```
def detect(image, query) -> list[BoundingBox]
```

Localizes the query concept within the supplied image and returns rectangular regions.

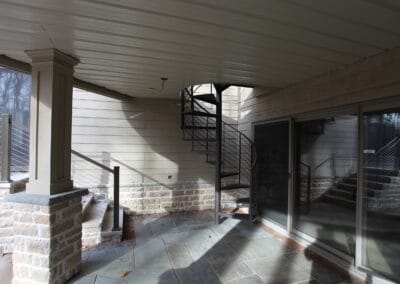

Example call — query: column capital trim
[25,48,79,66]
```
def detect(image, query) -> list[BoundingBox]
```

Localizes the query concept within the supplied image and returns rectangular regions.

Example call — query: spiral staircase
[180,84,257,224]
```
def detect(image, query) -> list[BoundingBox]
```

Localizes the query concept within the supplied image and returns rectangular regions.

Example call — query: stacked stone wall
[90,183,248,215]
[0,186,13,254]
[11,197,82,284]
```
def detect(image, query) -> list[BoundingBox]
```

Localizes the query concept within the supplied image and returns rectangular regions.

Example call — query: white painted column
[25,49,79,195]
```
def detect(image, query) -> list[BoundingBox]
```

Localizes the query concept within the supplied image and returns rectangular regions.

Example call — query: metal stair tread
[364,167,399,176]
[365,174,400,183]
[183,111,216,117]
[195,149,215,154]
[221,171,239,178]
[182,125,216,130]
[338,180,398,190]
[221,183,250,190]
[221,197,249,204]
[323,194,355,204]
[193,138,217,142]
[336,182,357,189]
[329,188,354,196]
[193,93,217,104]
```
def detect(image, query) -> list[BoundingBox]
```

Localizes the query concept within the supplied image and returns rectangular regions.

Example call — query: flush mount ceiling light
[149,77,168,93]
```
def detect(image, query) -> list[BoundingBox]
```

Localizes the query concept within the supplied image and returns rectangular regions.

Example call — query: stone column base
[6,188,87,284]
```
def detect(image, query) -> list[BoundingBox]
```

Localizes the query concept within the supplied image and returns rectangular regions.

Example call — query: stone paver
[68,211,357,284]
[0,254,12,284]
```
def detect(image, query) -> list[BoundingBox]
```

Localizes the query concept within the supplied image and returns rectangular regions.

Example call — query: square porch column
[6,49,88,284]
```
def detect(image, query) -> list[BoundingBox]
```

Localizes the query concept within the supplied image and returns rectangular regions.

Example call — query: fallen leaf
[120,271,129,278]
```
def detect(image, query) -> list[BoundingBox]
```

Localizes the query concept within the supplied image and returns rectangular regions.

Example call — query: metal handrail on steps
[71,149,121,231]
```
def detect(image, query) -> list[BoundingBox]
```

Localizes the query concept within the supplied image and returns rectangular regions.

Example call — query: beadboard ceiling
[0,0,399,98]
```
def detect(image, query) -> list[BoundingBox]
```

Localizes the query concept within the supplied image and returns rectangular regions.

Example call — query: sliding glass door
[362,108,400,282]
[254,121,289,228]
[253,101,400,283]
[294,114,357,256]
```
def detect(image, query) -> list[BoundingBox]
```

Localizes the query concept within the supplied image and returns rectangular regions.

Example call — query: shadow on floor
[68,210,362,284]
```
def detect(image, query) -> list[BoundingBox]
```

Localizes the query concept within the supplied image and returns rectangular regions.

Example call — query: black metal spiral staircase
[180,84,257,224]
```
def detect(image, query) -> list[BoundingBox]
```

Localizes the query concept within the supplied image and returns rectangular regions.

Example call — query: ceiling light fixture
[149,77,168,93]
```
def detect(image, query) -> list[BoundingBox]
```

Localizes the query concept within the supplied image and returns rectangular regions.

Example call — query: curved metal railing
[181,86,257,187]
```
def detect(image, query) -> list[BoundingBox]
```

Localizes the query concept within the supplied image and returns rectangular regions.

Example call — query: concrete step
[81,193,94,217]
[101,207,124,243]
[82,199,108,247]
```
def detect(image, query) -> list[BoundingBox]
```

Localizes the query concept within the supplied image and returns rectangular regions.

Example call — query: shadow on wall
[71,86,252,214]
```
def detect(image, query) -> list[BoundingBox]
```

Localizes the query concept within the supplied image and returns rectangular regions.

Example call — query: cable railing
[11,122,29,173]
[365,135,400,171]
[0,114,30,182]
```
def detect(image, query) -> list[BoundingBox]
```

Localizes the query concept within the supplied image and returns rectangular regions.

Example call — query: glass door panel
[294,115,357,255]
[363,109,400,282]
[254,121,289,228]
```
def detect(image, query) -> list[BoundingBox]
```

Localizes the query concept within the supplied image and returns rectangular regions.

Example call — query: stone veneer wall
[90,183,248,215]
[11,197,82,284]
[0,186,13,254]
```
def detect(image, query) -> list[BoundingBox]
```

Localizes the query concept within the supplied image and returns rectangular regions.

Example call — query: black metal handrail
[300,161,311,214]
[71,149,121,231]
[182,85,258,220]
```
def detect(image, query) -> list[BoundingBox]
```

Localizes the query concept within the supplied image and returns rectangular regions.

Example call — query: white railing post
[1,114,11,182]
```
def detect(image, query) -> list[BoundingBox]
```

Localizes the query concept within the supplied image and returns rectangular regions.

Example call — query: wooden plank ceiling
[0,0,399,98]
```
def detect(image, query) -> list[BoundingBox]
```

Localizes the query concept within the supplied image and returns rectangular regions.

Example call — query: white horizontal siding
[72,88,213,186]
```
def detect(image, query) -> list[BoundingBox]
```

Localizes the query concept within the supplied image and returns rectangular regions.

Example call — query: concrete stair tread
[101,207,123,232]
[82,193,94,217]
[101,207,124,242]
[82,200,108,228]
